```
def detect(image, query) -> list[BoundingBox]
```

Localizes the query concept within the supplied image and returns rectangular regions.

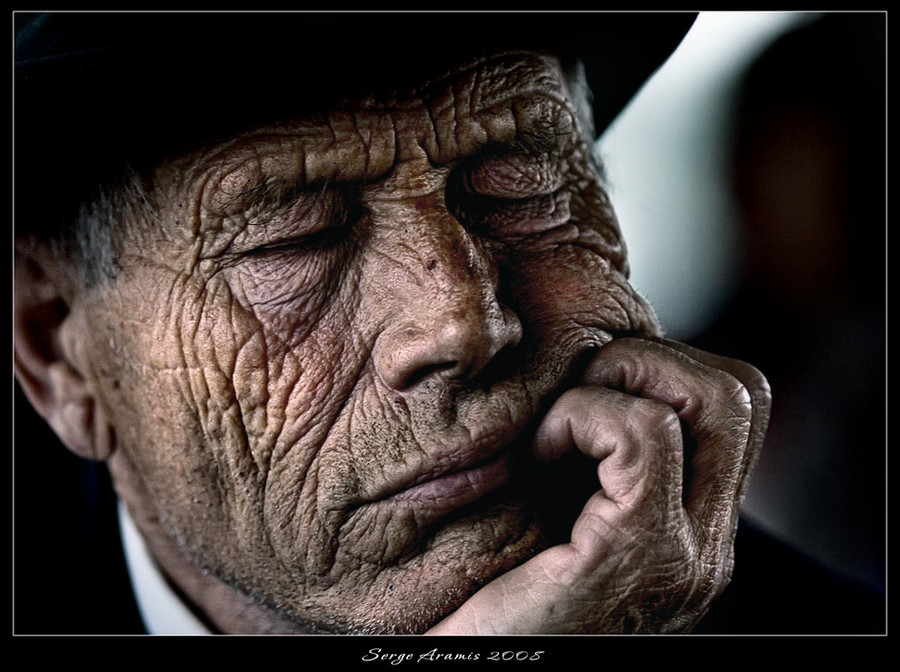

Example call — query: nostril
[498,303,524,350]
[403,360,465,390]
[376,324,479,391]
[374,335,454,391]
[374,306,521,393]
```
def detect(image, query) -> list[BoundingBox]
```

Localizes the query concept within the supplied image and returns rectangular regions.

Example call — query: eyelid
[199,139,309,219]
[463,153,564,199]
[466,189,572,236]
[225,187,345,256]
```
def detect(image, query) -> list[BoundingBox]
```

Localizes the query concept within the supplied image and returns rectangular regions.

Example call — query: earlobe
[14,244,115,461]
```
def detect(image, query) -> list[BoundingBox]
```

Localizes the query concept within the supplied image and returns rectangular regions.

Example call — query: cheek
[501,246,658,337]
[223,248,347,348]
[97,270,271,554]
[98,258,367,579]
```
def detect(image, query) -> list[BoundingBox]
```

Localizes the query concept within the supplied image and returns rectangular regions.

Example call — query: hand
[427,337,771,634]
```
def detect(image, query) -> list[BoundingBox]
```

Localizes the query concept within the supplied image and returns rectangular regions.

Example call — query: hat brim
[15,11,695,228]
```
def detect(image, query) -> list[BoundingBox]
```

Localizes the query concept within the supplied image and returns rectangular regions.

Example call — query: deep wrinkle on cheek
[96,49,669,631]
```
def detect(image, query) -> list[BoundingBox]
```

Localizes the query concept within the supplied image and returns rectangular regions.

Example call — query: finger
[653,338,771,503]
[581,338,755,534]
[532,386,684,531]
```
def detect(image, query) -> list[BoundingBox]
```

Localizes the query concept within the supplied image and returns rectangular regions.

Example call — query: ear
[14,241,115,461]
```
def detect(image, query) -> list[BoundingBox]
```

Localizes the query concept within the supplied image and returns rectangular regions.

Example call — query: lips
[390,450,514,510]
[358,343,608,520]
[369,422,525,519]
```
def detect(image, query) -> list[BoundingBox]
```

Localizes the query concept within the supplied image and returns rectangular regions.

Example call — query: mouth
[388,450,514,514]
[370,416,525,516]
[359,339,617,521]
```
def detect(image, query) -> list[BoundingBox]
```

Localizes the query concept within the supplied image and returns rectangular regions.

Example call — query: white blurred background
[597,11,885,591]
[599,12,819,340]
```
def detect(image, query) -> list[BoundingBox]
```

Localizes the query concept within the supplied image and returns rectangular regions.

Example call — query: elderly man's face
[76,51,659,632]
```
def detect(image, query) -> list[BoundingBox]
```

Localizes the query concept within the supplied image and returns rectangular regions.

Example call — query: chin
[294,494,549,634]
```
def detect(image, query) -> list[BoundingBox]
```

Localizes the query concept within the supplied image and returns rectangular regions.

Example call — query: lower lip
[391,453,513,510]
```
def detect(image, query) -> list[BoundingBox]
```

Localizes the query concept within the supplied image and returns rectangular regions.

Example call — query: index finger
[651,338,771,504]
[581,338,770,531]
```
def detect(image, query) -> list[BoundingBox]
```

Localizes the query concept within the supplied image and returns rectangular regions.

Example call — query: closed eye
[451,189,572,237]
[242,227,343,257]
[228,186,359,258]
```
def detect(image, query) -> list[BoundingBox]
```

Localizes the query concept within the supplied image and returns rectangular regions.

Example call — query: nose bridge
[369,190,521,391]
[376,155,492,291]
[381,190,497,321]
[414,199,493,307]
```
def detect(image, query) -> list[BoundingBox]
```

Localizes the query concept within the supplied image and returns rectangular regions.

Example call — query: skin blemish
[414,195,431,213]
[71,48,663,635]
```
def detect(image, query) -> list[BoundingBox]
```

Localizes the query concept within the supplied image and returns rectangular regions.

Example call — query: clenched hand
[428,338,771,634]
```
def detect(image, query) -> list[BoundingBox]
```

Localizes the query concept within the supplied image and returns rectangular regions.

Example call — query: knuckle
[713,359,772,421]
[730,359,772,401]
[695,371,753,436]
[707,369,749,411]
[635,400,681,443]
[722,377,753,425]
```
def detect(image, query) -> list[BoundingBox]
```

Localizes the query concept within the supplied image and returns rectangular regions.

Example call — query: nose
[372,210,523,392]
[376,298,523,391]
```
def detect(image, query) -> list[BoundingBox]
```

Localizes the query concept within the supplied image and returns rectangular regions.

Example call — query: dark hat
[15,11,695,231]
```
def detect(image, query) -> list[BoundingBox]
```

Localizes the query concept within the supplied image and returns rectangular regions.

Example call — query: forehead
[165,51,578,202]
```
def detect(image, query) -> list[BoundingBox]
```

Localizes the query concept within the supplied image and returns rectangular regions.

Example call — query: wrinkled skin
[19,51,770,633]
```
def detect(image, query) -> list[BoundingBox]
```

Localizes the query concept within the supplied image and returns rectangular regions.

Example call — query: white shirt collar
[118,500,212,635]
